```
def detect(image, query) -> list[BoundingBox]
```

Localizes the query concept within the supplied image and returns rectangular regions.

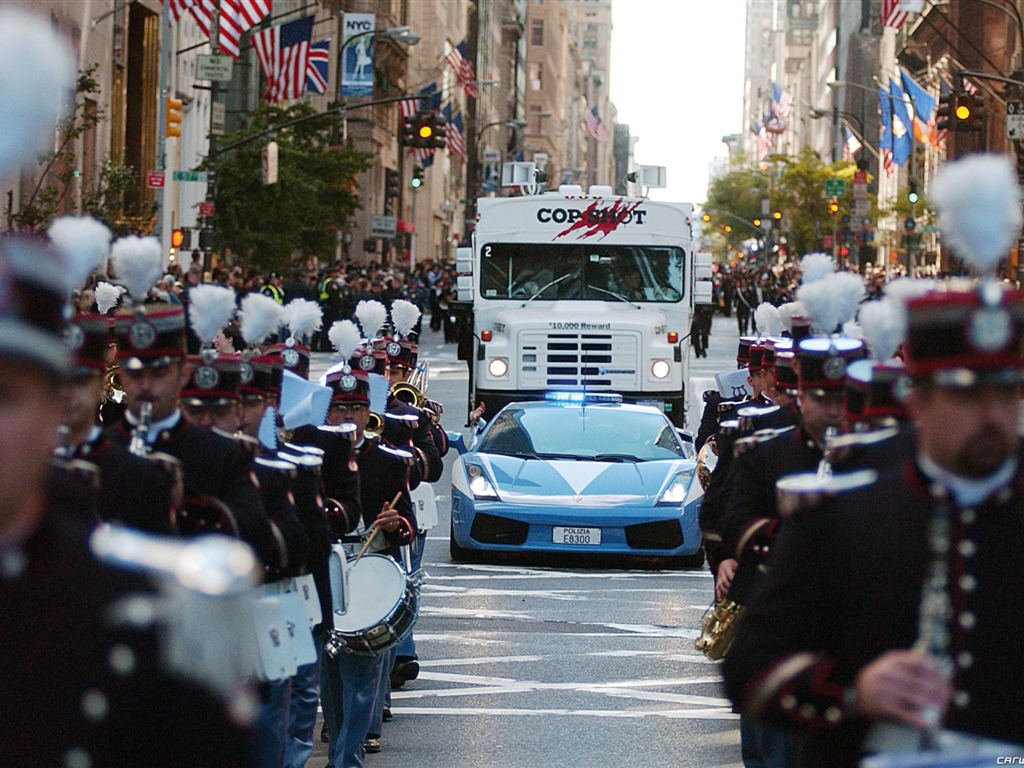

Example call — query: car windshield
[478,243,684,303]
[479,406,685,460]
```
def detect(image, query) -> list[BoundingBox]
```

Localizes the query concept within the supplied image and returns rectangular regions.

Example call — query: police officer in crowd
[0,234,256,767]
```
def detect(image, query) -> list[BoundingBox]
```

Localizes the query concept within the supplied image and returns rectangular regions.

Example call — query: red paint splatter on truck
[554,199,645,240]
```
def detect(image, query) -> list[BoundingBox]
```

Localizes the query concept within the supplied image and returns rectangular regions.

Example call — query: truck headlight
[488,357,509,377]
[651,359,671,379]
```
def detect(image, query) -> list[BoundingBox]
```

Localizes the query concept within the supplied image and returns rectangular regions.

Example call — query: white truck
[453,165,713,427]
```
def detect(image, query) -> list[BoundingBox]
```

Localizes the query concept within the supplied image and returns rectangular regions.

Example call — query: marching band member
[318,328,416,767]
[723,155,1024,766]
[0,230,255,766]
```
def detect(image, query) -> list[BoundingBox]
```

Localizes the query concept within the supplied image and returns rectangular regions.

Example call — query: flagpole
[203,3,220,279]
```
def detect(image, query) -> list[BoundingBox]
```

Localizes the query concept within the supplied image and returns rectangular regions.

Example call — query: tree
[212,104,371,272]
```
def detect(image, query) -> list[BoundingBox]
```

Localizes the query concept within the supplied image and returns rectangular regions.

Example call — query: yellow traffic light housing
[702,212,711,223]
[171,229,184,248]
[753,218,761,227]
[828,198,839,215]
[165,97,182,139]
[773,210,782,221]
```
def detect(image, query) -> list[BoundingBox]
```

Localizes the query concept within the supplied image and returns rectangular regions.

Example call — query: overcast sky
[610,0,747,204]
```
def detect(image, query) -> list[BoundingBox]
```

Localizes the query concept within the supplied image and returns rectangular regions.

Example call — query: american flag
[880,0,910,28]
[442,104,467,161]
[305,39,329,94]
[962,77,979,95]
[398,98,419,120]
[756,125,771,161]
[186,0,271,60]
[167,0,192,23]
[771,82,793,119]
[584,106,612,143]
[252,15,314,103]
[445,41,478,99]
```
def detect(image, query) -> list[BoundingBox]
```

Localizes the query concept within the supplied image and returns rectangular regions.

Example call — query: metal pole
[204,4,219,278]
[409,184,417,271]
[155,0,169,246]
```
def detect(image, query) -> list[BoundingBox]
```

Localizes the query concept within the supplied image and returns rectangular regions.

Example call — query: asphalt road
[305,314,744,768]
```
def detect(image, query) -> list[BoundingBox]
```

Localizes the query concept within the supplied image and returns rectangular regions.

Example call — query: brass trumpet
[366,411,384,438]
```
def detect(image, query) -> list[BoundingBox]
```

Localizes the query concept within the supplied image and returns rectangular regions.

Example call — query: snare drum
[329,553,418,656]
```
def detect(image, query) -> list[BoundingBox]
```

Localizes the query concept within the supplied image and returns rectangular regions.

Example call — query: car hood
[473,453,696,506]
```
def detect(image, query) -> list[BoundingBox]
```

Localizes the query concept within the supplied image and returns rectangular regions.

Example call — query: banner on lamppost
[481,149,501,193]
[341,13,375,99]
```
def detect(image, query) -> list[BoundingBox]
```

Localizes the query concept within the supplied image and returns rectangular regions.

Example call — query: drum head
[332,554,406,631]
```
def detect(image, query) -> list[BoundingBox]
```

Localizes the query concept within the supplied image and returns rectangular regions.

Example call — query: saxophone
[695,598,744,660]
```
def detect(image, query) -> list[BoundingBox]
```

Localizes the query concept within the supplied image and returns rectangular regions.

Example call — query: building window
[529,62,542,91]
[532,19,543,45]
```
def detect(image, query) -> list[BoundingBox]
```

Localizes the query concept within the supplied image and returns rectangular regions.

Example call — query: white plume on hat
[354,299,388,340]
[883,276,936,306]
[797,271,865,335]
[391,299,421,339]
[239,292,284,347]
[94,281,123,315]
[0,9,75,173]
[754,302,783,338]
[110,235,163,301]
[931,154,1023,274]
[282,298,323,341]
[857,299,904,361]
[328,319,362,362]
[800,253,836,285]
[188,284,237,347]
[47,216,112,293]
[778,301,806,332]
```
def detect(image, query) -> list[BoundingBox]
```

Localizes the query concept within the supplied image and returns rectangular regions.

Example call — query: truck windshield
[478,244,685,303]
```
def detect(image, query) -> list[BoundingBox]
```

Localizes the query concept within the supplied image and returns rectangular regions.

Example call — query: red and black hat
[264,338,311,380]
[0,234,70,378]
[323,367,370,405]
[845,359,909,424]
[180,352,242,402]
[384,338,418,370]
[359,343,388,376]
[240,354,283,401]
[736,336,757,368]
[112,304,187,371]
[748,344,768,373]
[67,312,110,374]
[789,316,813,345]
[797,337,865,394]
[774,351,799,396]
[904,285,1024,386]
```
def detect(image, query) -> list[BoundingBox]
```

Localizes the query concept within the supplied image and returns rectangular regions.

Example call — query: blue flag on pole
[889,79,913,166]
[900,67,938,146]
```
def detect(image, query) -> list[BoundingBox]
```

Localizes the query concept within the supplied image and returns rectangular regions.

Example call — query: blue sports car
[448,393,705,567]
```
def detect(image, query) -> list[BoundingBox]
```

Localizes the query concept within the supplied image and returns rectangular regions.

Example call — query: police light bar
[545,391,624,404]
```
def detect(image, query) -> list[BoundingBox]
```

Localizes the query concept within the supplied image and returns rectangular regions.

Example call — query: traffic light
[170,228,190,249]
[956,94,985,132]
[702,212,711,223]
[828,197,839,216]
[907,179,919,205]
[400,114,417,147]
[753,218,761,227]
[411,166,424,189]
[165,97,182,139]
[773,210,782,221]
[428,113,447,149]
[384,168,400,199]
[937,91,955,132]
[415,115,435,149]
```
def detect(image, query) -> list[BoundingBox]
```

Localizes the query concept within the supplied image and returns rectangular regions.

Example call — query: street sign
[196,54,233,82]
[853,199,871,218]
[1008,101,1022,115]
[824,179,846,197]
[853,182,868,199]
[370,215,397,238]
[853,170,868,184]
[211,102,225,136]
[199,201,215,217]
[822,234,834,249]
[146,171,165,189]
[173,170,208,182]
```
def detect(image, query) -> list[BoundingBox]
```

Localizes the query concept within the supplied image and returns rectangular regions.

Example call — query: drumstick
[353,491,405,563]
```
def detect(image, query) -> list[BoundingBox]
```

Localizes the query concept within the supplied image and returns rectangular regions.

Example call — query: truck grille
[518,331,641,389]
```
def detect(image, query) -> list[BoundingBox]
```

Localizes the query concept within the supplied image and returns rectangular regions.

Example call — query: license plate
[552,526,601,546]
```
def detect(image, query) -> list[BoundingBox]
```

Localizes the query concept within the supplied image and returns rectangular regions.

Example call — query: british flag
[445,40,478,100]
[305,39,329,94]
[183,0,271,60]
[252,15,313,103]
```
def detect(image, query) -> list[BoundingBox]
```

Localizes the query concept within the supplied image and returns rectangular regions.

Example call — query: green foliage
[81,156,157,237]
[212,103,371,272]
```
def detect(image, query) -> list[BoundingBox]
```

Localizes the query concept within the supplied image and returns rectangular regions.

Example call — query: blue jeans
[741,715,801,768]
[284,626,325,768]
[321,649,378,768]
[368,647,395,737]
[255,678,292,768]
[394,530,425,659]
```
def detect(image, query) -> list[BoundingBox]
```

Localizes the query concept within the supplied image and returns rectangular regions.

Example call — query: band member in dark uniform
[318,355,415,766]
[55,312,176,533]
[0,233,255,767]
[723,156,1024,766]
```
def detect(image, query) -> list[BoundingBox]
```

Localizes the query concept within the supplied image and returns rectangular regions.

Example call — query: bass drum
[330,553,418,656]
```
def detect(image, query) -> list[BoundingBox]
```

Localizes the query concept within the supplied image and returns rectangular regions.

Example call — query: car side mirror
[447,431,468,455]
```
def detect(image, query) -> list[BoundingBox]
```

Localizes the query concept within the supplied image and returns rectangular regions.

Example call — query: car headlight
[466,463,498,500]
[651,359,671,379]
[488,357,509,377]
[657,470,694,505]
